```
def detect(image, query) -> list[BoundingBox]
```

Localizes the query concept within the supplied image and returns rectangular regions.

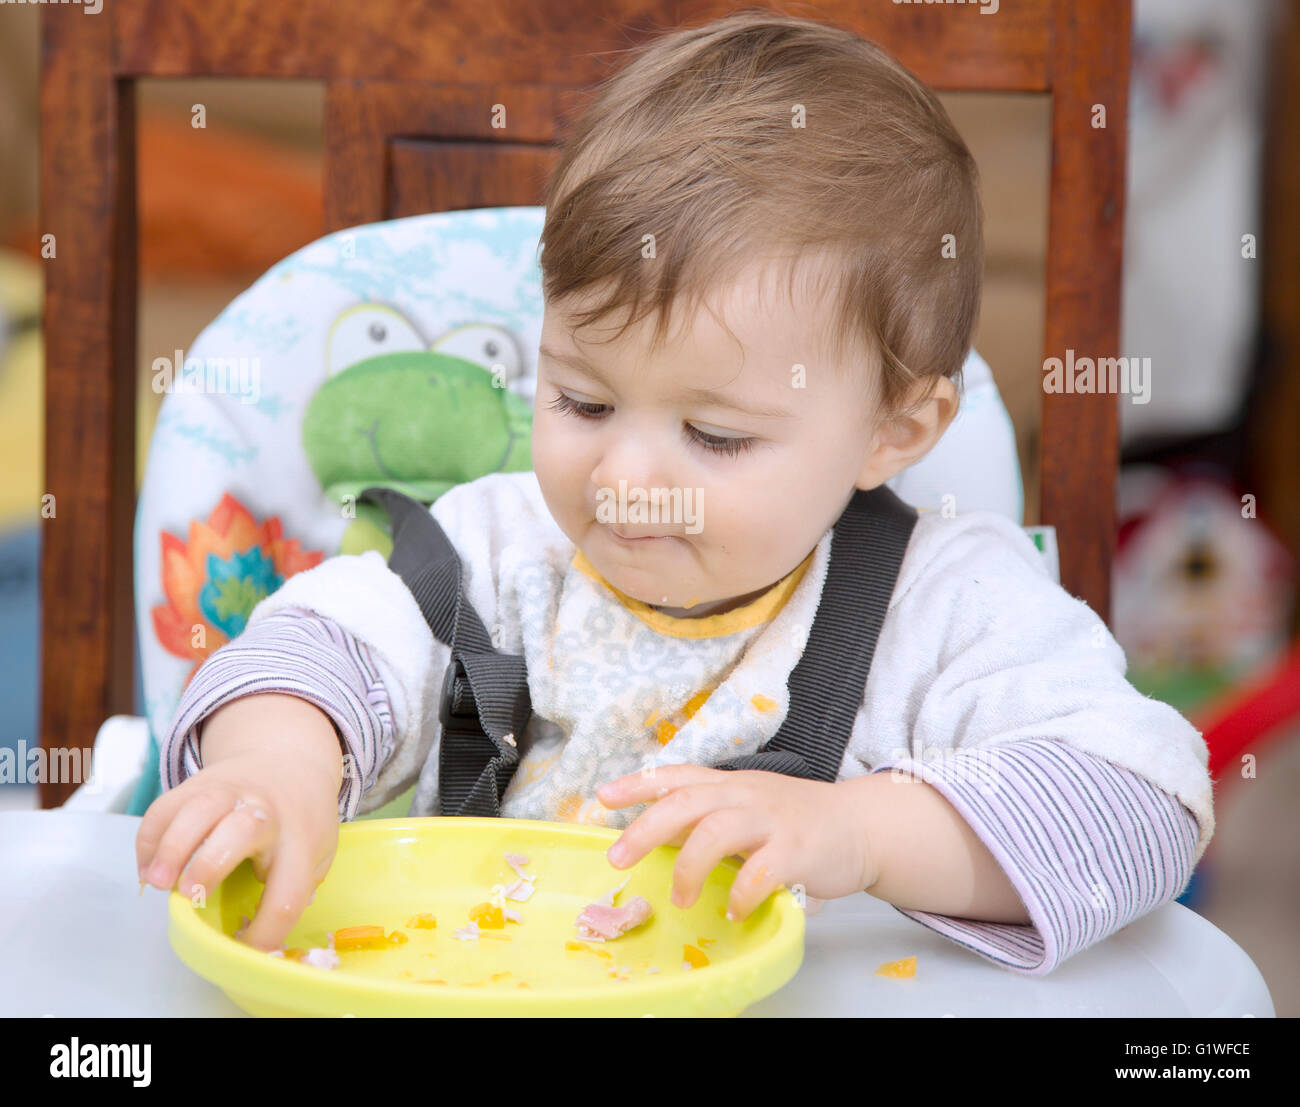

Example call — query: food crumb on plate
[575,892,653,941]
[333,925,387,951]
[504,878,535,902]
[454,921,480,941]
[682,943,709,969]
[469,901,506,928]
[302,947,341,970]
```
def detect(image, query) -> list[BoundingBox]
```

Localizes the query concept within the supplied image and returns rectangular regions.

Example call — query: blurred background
[1,0,1296,1011]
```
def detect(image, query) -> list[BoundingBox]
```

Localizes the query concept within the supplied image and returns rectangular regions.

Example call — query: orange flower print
[151,493,324,686]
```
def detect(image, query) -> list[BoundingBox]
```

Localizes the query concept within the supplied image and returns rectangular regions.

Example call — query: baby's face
[531,258,891,618]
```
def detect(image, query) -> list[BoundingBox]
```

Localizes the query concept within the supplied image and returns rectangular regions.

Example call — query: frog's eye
[432,324,524,386]
[326,304,425,376]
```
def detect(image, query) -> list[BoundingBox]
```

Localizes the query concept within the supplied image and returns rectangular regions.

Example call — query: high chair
[40,0,1130,810]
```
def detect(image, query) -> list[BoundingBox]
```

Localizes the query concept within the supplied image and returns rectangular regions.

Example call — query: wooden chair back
[38,1,1129,804]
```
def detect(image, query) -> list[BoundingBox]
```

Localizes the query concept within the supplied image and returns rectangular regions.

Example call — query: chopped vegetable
[875,955,917,978]
[468,902,506,928]
[565,940,613,959]
[406,913,438,929]
[683,944,709,969]
[333,925,388,951]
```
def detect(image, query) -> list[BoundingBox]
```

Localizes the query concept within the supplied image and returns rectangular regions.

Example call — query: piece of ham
[504,878,535,902]
[574,894,654,941]
[595,875,630,907]
[504,852,533,882]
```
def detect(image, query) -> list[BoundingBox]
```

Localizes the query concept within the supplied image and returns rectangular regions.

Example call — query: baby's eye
[548,391,608,419]
[548,390,756,459]
[684,425,756,459]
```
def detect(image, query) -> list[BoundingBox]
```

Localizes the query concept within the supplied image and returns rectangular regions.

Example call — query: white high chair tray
[0,811,1273,1017]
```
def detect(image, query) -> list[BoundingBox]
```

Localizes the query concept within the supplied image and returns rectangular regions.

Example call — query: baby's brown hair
[538,9,983,420]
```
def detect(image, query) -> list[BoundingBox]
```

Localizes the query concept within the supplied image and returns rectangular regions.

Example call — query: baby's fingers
[138,788,243,890]
[174,803,275,906]
[239,838,318,953]
[135,779,211,880]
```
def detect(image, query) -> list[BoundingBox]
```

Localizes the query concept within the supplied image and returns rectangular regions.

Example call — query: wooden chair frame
[38,1,1129,805]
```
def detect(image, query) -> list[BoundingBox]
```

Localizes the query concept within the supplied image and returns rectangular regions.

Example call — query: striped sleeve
[159,606,396,822]
[866,739,1201,976]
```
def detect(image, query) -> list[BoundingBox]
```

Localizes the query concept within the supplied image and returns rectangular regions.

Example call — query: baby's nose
[591,435,675,497]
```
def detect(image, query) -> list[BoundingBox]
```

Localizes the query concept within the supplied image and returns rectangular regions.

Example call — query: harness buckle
[438,656,478,730]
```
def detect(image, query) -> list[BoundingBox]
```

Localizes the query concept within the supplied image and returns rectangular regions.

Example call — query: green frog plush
[302,305,533,556]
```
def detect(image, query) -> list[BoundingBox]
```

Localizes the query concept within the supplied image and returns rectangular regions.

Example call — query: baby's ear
[854,375,959,489]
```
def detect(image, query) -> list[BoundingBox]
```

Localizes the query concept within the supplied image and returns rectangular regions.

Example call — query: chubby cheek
[530,412,588,532]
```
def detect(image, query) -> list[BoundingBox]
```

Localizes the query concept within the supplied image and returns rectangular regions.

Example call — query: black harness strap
[714,483,918,780]
[358,487,530,816]
[358,482,917,815]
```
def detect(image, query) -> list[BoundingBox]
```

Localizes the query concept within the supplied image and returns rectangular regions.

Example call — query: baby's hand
[134,694,345,952]
[597,765,875,922]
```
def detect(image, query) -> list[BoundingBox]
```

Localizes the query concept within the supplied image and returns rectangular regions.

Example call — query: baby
[136,11,1213,975]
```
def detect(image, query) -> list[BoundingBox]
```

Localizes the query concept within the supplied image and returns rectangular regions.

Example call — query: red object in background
[1194,639,1300,780]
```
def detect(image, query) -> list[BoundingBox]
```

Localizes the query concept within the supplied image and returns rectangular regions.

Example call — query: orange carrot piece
[334,925,388,951]
[874,955,917,978]
[468,902,506,928]
[683,943,710,968]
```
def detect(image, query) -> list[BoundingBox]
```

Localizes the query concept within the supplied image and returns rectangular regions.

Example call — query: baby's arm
[847,510,1212,975]
[162,606,394,820]
[847,740,1200,974]
[161,544,448,817]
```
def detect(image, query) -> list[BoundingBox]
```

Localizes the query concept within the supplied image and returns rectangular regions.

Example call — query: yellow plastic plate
[167,817,805,1017]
